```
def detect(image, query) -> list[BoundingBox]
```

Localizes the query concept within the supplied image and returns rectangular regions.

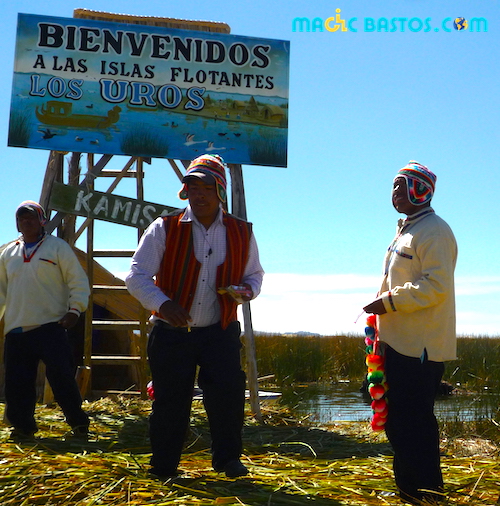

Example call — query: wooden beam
[228,163,262,421]
[39,151,64,213]
[45,153,114,234]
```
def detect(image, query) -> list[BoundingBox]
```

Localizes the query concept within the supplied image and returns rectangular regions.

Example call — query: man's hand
[159,300,192,327]
[363,298,387,315]
[240,283,253,302]
[58,312,79,329]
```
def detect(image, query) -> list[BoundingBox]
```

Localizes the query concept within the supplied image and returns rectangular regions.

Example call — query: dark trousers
[4,322,89,434]
[384,345,445,502]
[147,320,246,473]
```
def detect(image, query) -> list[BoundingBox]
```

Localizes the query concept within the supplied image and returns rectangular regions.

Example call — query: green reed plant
[249,333,500,393]
[249,333,367,385]
[445,336,500,392]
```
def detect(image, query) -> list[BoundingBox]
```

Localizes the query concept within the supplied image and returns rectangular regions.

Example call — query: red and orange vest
[155,210,252,329]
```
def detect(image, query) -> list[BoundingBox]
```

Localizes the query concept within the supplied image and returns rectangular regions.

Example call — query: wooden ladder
[79,156,150,399]
[81,249,150,399]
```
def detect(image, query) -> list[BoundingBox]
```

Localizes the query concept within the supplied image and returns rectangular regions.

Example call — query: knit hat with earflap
[395,161,436,206]
[179,154,227,203]
[16,200,47,226]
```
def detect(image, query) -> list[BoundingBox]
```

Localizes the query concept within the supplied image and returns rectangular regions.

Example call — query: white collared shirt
[126,206,264,327]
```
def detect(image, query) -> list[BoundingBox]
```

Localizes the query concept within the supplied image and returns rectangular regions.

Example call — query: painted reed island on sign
[8,13,290,166]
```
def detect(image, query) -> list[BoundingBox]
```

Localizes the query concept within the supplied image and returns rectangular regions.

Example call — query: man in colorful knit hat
[363,161,457,505]
[126,154,264,479]
[0,201,90,440]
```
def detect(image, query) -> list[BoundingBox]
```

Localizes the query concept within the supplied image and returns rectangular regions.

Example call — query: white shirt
[0,234,90,334]
[126,206,264,327]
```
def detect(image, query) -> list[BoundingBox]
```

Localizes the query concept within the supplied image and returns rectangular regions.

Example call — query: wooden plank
[228,163,262,421]
[91,356,142,364]
[93,250,136,257]
[49,182,177,229]
[93,285,129,291]
[73,8,231,33]
[92,320,142,330]
[98,171,143,178]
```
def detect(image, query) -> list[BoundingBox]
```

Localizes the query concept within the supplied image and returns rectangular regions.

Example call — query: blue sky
[1,0,499,336]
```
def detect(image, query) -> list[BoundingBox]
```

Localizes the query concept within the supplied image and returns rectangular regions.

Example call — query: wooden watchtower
[41,149,261,419]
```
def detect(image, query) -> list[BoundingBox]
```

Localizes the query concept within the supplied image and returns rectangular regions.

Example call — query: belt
[154,320,220,333]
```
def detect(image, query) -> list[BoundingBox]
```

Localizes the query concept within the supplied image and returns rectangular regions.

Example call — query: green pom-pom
[367,370,385,384]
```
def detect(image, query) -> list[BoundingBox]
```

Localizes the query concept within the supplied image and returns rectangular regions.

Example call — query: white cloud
[245,273,500,337]
[114,270,500,337]
[246,273,380,336]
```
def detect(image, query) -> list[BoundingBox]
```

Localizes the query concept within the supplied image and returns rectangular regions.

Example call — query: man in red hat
[364,162,457,505]
[0,201,90,440]
[126,154,264,479]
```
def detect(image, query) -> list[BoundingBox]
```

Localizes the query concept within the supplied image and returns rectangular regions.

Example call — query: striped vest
[155,209,252,329]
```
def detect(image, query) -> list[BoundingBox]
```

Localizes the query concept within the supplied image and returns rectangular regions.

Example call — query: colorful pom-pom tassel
[364,315,388,431]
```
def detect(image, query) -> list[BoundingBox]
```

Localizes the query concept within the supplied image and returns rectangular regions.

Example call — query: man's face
[16,209,43,239]
[392,177,424,215]
[187,178,220,226]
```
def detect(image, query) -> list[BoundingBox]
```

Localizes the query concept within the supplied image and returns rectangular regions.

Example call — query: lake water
[273,382,500,423]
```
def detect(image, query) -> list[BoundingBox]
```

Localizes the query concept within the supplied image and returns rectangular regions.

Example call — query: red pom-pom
[371,412,386,431]
[366,354,384,370]
[147,380,155,400]
[369,383,386,400]
[371,398,387,412]
[371,399,388,418]
[366,314,377,328]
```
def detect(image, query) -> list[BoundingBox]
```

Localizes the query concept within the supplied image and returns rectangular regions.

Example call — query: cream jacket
[377,208,458,362]
[0,235,90,335]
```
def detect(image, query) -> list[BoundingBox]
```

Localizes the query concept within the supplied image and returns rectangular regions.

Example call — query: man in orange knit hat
[364,161,457,505]
[126,154,264,479]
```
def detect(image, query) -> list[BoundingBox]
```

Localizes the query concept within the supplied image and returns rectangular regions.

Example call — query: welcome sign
[9,13,290,166]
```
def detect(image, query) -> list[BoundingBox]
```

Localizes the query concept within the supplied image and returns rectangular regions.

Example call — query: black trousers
[4,322,89,434]
[147,320,246,473]
[384,345,445,502]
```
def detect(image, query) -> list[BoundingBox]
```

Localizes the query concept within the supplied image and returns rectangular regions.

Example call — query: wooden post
[228,163,262,421]
[39,151,64,213]
[83,153,95,398]
[62,152,81,246]
[135,158,149,399]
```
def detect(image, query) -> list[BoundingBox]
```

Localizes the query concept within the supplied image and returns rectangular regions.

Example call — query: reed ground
[0,396,498,506]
